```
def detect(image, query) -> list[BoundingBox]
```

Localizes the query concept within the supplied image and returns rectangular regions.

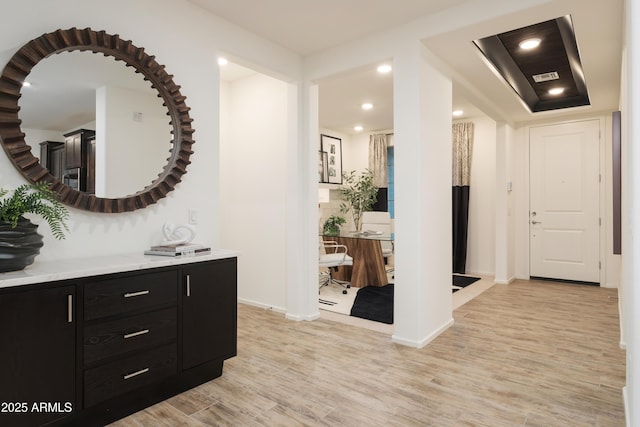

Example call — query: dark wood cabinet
[0,256,237,426]
[39,140,65,181]
[86,136,96,194]
[63,128,96,192]
[182,258,237,370]
[64,131,83,169]
[0,284,76,427]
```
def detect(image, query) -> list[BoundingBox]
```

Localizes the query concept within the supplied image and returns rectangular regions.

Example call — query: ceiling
[15,1,623,136]
[20,51,155,132]
[188,0,470,56]
[204,0,623,134]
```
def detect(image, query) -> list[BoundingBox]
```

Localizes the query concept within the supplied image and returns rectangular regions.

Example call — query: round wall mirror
[0,28,195,213]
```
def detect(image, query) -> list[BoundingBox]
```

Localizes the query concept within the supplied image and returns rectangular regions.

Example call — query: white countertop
[0,249,240,289]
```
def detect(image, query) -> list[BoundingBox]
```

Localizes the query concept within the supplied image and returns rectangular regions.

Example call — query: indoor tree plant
[338,169,379,232]
[0,182,70,272]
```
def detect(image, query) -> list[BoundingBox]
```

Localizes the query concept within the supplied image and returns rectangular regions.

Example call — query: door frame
[524,116,607,286]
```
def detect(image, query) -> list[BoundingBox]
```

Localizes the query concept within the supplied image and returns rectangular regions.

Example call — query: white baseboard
[623,386,629,427]
[494,276,516,285]
[237,299,323,321]
[602,282,619,288]
[237,298,286,313]
[392,318,454,348]
[464,269,494,278]
[285,311,320,321]
[618,296,626,349]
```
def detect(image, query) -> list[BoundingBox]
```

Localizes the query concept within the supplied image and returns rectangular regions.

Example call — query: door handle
[531,220,542,225]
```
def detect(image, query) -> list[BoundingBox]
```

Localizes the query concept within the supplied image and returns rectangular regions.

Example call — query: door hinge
[599,173,602,183]
[599,261,602,270]
[599,217,602,227]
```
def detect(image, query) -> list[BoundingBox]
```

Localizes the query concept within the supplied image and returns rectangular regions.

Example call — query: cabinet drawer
[84,270,177,320]
[84,343,177,407]
[84,307,177,365]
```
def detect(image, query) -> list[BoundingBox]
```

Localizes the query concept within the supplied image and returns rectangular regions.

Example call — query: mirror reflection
[19,51,173,198]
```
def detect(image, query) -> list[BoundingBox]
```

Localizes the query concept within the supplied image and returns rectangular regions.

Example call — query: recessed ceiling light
[377,64,392,74]
[22,81,31,87]
[452,110,464,117]
[519,38,541,50]
[548,87,565,95]
[354,125,363,132]
[361,103,373,110]
[217,57,228,66]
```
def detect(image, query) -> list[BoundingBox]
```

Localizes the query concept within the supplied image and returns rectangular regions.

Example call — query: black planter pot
[0,218,44,272]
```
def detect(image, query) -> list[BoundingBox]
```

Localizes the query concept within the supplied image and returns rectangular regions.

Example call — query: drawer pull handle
[123,367,149,380]
[186,274,191,297]
[67,294,73,323]
[124,329,150,339]
[124,290,150,298]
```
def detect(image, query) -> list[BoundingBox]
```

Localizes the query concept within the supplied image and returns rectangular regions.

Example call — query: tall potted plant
[338,170,379,232]
[0,182,70,272]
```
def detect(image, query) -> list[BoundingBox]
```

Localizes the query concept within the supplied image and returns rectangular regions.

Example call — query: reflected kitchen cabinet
[39,140,65,181]
[86,135,96,194]
[63,129,95,193]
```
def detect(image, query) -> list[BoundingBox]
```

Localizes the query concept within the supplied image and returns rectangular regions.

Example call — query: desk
[322,232,393,288]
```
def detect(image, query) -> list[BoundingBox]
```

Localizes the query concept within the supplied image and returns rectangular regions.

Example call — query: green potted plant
[0,182,70,272]
[322,215,346,236]
[338,170,379,232]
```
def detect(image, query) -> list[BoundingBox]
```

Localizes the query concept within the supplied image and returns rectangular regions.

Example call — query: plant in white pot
[0,182,70,272]
[322,215,346,236]
[338,170,379,232]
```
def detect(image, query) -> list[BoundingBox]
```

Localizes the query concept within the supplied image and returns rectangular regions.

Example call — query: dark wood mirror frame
[0,27,194,213]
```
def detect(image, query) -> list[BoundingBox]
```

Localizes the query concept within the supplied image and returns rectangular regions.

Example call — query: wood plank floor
[110,279,626,426]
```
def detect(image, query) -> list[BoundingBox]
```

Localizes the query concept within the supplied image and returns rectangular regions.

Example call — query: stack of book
[144,243,211,257]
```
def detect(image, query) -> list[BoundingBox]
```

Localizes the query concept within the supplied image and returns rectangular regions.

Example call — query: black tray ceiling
[473,15,589,113]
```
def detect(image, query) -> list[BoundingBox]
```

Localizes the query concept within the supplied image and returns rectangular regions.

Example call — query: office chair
[319,241,353,294]
[361,211,394,276]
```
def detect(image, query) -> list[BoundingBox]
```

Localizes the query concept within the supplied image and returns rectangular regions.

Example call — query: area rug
[350,284,394,324]
[452,274,480,292]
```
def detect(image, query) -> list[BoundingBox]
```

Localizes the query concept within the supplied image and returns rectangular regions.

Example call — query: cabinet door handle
[123,367,149,380]
[186,274,191,297]
[124,290,150,298]
[67,294,73,323]
[124,329,150,339]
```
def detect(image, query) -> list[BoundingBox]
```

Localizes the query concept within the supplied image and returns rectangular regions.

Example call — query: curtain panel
[368,133,388,188]
[452,122,474,274]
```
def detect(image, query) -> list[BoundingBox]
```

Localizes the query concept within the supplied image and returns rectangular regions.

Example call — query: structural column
[287,81,321,321]
[392,42,453,347]
[494,122,515,284]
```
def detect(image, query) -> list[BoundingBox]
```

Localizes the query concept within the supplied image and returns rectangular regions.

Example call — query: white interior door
[529,120,600,283]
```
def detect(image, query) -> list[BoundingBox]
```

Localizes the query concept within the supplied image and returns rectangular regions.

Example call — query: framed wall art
[320,134,342,184]
[318,151,329,183]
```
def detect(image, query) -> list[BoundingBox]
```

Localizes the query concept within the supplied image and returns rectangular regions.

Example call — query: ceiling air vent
[532,71,560,83]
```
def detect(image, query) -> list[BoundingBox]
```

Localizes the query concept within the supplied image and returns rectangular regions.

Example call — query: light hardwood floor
[111,279,626,426]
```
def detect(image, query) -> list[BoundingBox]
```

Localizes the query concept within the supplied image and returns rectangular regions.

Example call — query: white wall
[318,128,370,231]
[342,131,369,174]
[97,85,170,198]
[623,0,639,422]
[456,116,497,277]
[0,0,301,261]
[220,73,289,311]
[495,122,516,284]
